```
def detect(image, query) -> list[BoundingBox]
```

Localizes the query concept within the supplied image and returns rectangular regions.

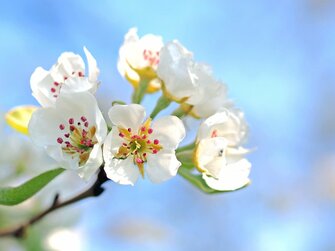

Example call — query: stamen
[119,133,125,138]
[154,139,159,145]
[148,128,153,134]
[127,128,132,132]
[136,158,143,164]
[57,138,63,144]
[69,118,74,124]
[59,124,65,130]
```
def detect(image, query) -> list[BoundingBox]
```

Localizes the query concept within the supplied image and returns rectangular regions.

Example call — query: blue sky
[1,0,335,250]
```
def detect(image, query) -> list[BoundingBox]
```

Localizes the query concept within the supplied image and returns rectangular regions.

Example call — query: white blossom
[117,27,164,92]
[157,40,230,118]
[28,91,107,180]
[194,109,251,191]
[103,104,185,185]
[30,47,99,107]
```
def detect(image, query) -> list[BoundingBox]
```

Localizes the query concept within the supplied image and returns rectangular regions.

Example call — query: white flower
[197,108,248,146]
[194,109,251,191]
[184,64,230,118]
[31,47,100,107]
[117,27,164,93]
[28,91,107,180]
[103,104,185,185]
[157,40,195,101]
[157,41,230,118]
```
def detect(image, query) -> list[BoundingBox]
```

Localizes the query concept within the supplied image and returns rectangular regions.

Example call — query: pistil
[114,118,163,177]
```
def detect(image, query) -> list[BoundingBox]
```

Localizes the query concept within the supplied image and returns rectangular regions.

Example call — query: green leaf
[178,166,249,194]
[0,168,64,206]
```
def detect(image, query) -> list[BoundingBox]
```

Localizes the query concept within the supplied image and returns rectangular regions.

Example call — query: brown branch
[0,167,109,238]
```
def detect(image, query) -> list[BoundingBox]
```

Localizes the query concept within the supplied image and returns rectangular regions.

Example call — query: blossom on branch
[118,27,164,93]
[157,41,230,118]
[103,104,185,185]
[194,109,251,191]
[30,47,100,107]
[28,91,107,180]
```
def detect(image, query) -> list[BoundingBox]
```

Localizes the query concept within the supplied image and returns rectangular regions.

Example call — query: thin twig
[0,167,109,238]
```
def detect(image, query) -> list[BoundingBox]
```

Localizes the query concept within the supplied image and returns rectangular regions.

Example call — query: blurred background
[0,0,335,250]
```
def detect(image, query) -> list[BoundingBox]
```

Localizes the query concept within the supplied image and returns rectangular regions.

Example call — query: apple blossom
[28,91,107,180]
[30,47,99,107]
[103,104,185,185]
[194,109,251,191]
[117,27,164,93]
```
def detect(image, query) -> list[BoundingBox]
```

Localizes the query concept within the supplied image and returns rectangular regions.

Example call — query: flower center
[57,115,97,166]
[143,49,160,67]
[114,118,162,177]
[50,71,85,98]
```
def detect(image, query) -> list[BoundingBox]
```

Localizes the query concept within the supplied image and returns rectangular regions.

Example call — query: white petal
[55,92,107,143]
[197,110,230,141]
[56,52,85,76]
[195,137,228,178]
[30,67,57,107]
[61,77,96,94]
[157,41,197,100]
[117,28,139,78]
[127,33,163,70]
[150,116,185,150]
[146,150,181,183]
[125,27,139,43]
[191,83,229,118]
[28,107,66,147]
[83,46,100,83]
[104,157,140,186]
[197,109,248,146]
[203,158,251,191]
[102,128,124,157]
[108,104,145,131]
[184,63,213,105]
[103,130,139,185]
[45,145,79,170]
[78,143,103,181]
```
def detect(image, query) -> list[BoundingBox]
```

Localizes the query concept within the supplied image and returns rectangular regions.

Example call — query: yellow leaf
[5,105,38,135]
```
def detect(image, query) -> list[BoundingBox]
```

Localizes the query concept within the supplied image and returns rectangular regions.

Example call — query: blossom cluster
[8,28,251,192]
